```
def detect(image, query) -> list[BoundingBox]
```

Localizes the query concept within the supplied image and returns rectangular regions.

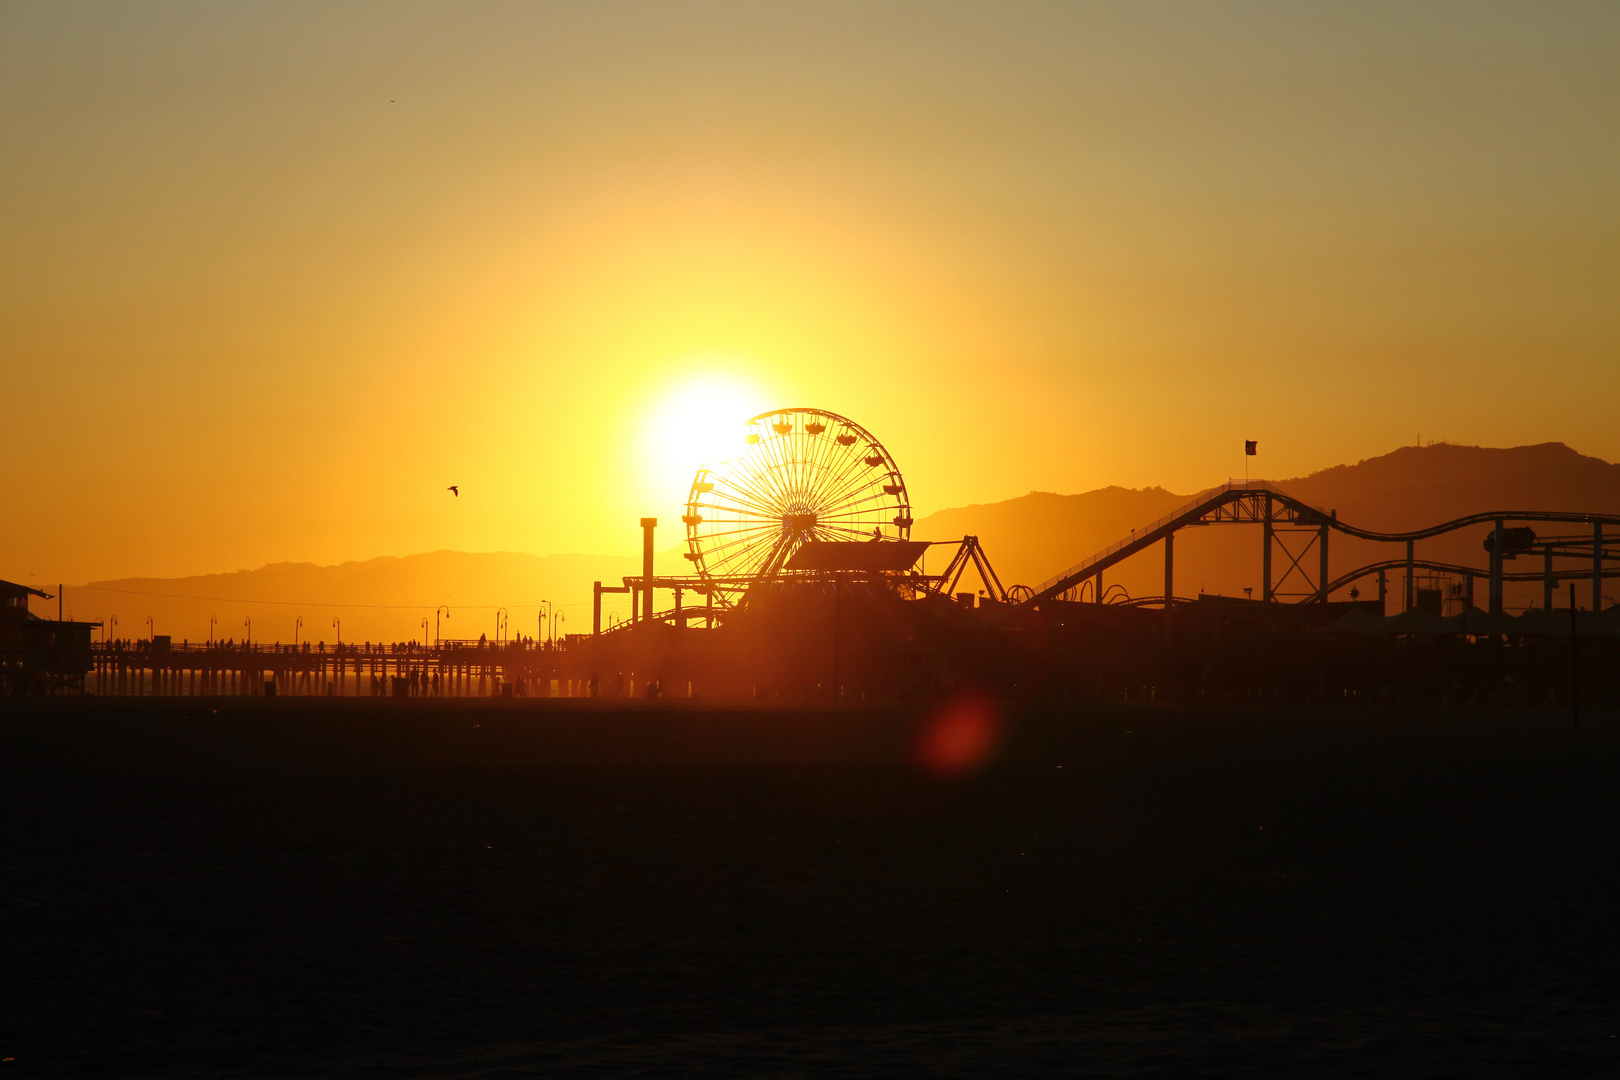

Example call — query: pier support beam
[1162,532,1174,604]
[641,518,657,625]
[1163,531,1174,644]
[1318,522,1329,603]
[1489,519,1504,616]
[1595,522,1604,612]
[1262,497,1273,604]
[1406,539,1416,613]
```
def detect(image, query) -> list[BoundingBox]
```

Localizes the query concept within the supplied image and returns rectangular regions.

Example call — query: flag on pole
[1245,440,1257,456]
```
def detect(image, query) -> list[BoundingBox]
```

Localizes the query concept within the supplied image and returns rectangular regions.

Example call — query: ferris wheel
[683,408,913,604]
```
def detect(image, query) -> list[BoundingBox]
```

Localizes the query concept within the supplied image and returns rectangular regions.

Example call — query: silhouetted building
[1,579,95,693]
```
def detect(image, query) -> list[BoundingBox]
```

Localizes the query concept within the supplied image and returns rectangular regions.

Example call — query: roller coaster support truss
[1020,480,1620,616]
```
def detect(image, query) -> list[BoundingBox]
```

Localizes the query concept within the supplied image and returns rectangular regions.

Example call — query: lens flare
[914,693,1001,776]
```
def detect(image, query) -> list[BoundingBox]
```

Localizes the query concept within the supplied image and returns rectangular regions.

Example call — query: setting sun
[638,371,775,517]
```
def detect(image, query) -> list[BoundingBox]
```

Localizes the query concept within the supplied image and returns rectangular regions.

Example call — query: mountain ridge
[49,441,1620,638]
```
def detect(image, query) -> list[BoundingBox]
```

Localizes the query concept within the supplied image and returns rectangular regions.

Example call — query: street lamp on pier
[436,606,449,646]
[294,615,303,647]
[146,616,154,643]
[332,616,341,646]
[209,615,217,645]
[243,616,251,645]
[496,607,509,646]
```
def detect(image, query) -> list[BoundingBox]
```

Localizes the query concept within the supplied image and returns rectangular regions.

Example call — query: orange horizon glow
[4,4,1618,593]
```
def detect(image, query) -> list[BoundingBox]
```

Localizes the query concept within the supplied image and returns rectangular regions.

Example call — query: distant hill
[53,442,1620,639]
[59,549,679,646]
[913,442,1620,610]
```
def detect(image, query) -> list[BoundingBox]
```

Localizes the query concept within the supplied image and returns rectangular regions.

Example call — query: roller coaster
[1020,480,1619,618]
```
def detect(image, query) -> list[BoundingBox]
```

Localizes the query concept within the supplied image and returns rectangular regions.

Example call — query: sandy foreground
[3,698,1618,1077]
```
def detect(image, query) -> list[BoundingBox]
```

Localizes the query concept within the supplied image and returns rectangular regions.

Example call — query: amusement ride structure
[683,407,915,605]
[596,407,1620,635]
[1023,481,1620,620]
[594,407,1007,632]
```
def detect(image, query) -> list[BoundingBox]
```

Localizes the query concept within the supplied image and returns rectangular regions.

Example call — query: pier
[89,639,595,698]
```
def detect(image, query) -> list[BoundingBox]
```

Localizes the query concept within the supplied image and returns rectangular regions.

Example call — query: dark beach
[4,699,1618,1077]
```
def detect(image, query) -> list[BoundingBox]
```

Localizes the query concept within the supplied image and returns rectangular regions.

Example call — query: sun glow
[640,372,774,511]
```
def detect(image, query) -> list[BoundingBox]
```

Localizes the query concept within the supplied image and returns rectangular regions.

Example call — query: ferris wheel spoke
[827,451,901,510]
[787,429,859,518]
[783,422,812,484]
[817,518,885,537]
[701,520,778,545]
[790,431,811,497]
[723,443,794,510]
[818,482,892,512]
[802,429,829,498]
[706,534,778,559]
[705,473,785,514]
[713,540,777,579]
[816,446,887,515]
[817,475,887,510]
[692,489,770,515]
[798,438,838,508]
[694,526,779,547]
[702,546,765,579]
[781,431,820,505]
[819,475,895,526]
[758,433,802,509]
[812,420,847,479]
[688,510,774,545]
[744,419,787,486]
[717,479,787,523]
[815,503,893,526]
[696,486,779,520]
[749,532,797,580]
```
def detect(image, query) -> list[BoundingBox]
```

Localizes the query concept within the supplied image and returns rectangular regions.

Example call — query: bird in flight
[447,486,459,496]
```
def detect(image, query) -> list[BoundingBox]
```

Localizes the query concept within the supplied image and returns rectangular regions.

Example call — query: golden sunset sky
[5,2,1618,584]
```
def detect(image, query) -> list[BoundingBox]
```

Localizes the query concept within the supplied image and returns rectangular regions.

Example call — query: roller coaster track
[1320,558,1620,599]
[1024,480,1620,608]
